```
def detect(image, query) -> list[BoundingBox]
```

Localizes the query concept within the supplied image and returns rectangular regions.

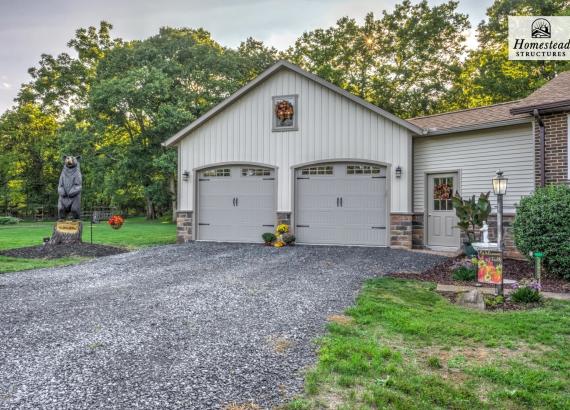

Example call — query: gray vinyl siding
[178,69,412,213]
[413,124,535,213]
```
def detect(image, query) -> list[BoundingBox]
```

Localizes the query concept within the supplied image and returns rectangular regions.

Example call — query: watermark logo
[509,16,570,60]
[531,18,551,38]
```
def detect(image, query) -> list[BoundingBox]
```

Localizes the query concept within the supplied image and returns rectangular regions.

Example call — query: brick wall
[535,112,569,185]
[412,213,425,249]
[276,212,291,226]
[390,213,412,249]
[176,211,193,243]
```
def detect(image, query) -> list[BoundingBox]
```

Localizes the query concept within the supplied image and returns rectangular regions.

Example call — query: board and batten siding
[413,124,535,213]
[178,68,412,213]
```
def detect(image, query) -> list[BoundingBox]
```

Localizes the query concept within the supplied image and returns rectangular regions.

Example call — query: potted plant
[262,232,276,245]
[451,192,491,257]
[108,215,124,230]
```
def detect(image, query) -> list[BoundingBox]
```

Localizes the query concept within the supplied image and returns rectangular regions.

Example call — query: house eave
[510,99,570,115]
[415,117,533,137]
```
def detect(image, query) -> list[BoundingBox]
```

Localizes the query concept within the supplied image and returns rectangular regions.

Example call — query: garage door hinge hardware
[372,176,386,179]
[263,177,275,180]
[199,223,210,226]
[371,226,386,229]
[199,178,210,181]
[296,224,310,228]
[297,177,309,179]
[262,224,275,227]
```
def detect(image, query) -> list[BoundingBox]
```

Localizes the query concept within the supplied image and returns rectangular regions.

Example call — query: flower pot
[463,241,477,257]
[111,224,123,230]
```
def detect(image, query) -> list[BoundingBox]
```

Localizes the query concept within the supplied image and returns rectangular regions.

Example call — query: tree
[286,1,470,117]
[444,0,570,109]
[88,27,277,218]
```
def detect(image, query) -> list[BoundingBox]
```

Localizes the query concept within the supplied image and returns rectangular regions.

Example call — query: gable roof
[408,101,532,135]
[510,71,570,114]
[163,60,423,147]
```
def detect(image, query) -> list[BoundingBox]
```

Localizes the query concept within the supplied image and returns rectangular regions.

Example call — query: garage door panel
[198,165,275,242]
[295,163,387,246]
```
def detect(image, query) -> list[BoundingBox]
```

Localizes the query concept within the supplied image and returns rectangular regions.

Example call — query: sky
[0,0,493,114]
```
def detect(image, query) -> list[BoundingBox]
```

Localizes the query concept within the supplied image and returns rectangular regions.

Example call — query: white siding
[413,124,535,213]
[178,69,412,213]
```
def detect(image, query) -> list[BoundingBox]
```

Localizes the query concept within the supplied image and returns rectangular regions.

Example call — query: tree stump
[49,220,82,245]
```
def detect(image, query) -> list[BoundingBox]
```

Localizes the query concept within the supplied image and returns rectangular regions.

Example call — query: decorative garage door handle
[371,226,386,229]
[262,224,274,227]
[236,197,239,206]
[340,197,343,207]
[337,197,339,207]
[198,223,210,226]
[296,224,309,228]
[233,198,236,206]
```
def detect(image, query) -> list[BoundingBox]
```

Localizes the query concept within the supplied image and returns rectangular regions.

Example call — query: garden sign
[477,249,503,285]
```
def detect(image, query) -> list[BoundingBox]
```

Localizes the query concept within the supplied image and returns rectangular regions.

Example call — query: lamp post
[492,170,508,295]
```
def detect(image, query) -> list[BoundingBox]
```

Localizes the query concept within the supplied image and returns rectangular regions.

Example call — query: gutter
[533,109,545,187]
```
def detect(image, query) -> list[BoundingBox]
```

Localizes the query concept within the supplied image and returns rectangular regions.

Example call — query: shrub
[514,185,570,279]
[281,233,295,244]
[262,232,276,243]
[511,280,542,304]
[452,266,476,281]
[0,216,21,225]
[452,192,491,243]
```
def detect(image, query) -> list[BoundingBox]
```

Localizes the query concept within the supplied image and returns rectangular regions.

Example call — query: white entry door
[295,163,387,246]
[427,173,459,248]
[197,166,275,242]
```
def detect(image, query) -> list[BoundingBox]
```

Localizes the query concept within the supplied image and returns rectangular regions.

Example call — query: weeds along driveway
[0,242,446,409]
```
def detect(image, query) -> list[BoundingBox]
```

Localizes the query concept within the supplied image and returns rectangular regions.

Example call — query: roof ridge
[409,100,522,120]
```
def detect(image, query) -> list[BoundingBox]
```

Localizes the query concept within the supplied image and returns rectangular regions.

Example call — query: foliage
[442,0,570,109]
[451,192,491,243]
[262,232,276,244]
[281,233,296,245]
[290,278,570,409]
[108,215,124,229]
[286,0,470,118]
[452,266,477,282]
[514,185,570,279]
[0,216,22,225]
[511,280,543,304]
[276,224,289,234]
[484,294,505,309]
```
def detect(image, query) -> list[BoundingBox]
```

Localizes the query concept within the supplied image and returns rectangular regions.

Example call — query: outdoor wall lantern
[395,166,402,178]
[182,170,190,181]
[492,169,508,196]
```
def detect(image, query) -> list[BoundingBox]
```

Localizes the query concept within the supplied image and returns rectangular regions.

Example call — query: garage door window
[301,165,333,175]
[203,168,231,177]
[241,168,270,177]
[346,164,381,175]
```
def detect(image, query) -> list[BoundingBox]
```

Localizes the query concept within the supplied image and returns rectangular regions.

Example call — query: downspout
[533,109,545,187]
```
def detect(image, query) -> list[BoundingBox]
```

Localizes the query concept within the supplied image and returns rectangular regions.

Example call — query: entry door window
[432,177,453,211]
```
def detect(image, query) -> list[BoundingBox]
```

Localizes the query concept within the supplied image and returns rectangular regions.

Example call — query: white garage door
[197,165,275,242]
[295,163,387,246]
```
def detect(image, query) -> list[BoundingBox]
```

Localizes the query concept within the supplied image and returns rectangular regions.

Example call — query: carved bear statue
[57,155,82,220]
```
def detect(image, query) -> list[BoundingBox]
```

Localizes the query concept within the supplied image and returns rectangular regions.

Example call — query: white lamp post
[492,170,508,295]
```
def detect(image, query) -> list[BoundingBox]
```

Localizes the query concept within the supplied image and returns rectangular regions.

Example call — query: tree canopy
[1,0,569,219]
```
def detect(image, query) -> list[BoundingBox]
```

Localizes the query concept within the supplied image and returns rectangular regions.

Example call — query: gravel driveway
[0,243,446,409]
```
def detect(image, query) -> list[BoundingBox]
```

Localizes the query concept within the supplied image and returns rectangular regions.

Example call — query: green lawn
[0,217,176,273]
[287,278,570,410]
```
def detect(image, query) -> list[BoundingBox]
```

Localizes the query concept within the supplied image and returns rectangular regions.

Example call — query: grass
[0,217,176,273]
[286,278,570,410]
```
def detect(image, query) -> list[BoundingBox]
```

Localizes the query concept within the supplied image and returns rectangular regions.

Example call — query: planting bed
[389,256,570,293]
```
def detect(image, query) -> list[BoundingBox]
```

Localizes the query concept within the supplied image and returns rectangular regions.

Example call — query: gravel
[0,242,446,409]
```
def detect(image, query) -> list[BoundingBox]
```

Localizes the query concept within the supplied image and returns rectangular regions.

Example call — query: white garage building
[165,60,539,251]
